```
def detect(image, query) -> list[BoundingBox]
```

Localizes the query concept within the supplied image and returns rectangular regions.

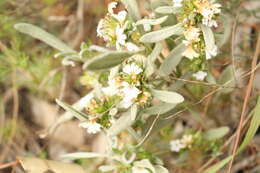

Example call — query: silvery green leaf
[200,25,215,50]
[133,159,155,173]
[145,42,163,77]
[140,23,184,43]
[56,99,88,121]
[99,165,117,172]
[14,23,75,53]
[169,72,192,91]
[155,6,179,14]
[61,152,108,160]
[107,109,134,136]
[89,45,110,52]
[151,89,184,104]
[136,16,168,26]
[203,127,230,140]
[159,43,186,76]
[131,104,138,121]
[83,50,140,70]
[144,102,176,115]
[121,0,141,21]
[154,165,169,173]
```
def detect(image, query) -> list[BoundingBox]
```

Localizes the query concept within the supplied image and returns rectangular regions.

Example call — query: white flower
[182,42,199,60]
[181,134,193,147]
[132,166,150,173]
[79,121,101,134]
[108,2,117,14]
[173,0,183,8]
[112,10,128,23]
[126,42,139,51]
[202,18,218,27]
[184,27,201,42]
[205,45,218,59]
[200,2,221,28]
[120,82,141,108]
[123,63,143,76]
[115,26,127,50]
[192,71,207,81]
[170,139,185,152]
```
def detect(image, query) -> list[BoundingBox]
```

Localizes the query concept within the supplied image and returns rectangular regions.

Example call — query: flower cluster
[173,0,221,79]
[79,56,151,134]
[170,134,193,152]
[97,2,140,51]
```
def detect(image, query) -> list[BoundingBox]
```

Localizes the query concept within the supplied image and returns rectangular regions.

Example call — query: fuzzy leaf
[18,157,85,173]
[83,50,140,70]
[61,152,107,160]
[217,65,235,94]
[14,23,75,53]
[121,0,141,21]
[159,43,186,75]
[56,99,88,121]
[136,16,168,26]
[140,23,184,43]
[203,127,230,140]
[99,165,117,172]
[238,95,260,153]
[133,159,155,173]
[151,89,184,104]
[155,6,179,14]
[131,104,138,121]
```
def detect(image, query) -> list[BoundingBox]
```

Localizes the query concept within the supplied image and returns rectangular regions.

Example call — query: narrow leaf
[14,23,75,53]
[155,6,179,14]
[136,16,168,26]
[140,23,184,43]
[56,99,88,121]
[61,152,107,160]
[203,156,232,173]
[151,89,184,104]
[83,50,140,70]
[131,104,138,121]
[238,95,260,153]
[159,43,186,75]
[154,165,169,173]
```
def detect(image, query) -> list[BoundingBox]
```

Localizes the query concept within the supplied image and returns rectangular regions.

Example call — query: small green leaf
[56,99,88,121]
[238,95,260,153]
[121,0,141,21]
[159,43,186,75]
[14,23,75,53]
[136,16,168,26]
[217,65,235,94]
[203,156,232,173]
[203,127,230,140]
[155,6,179,14]
[133,159,155,173]
[151,89,184,104]
[216,14,232,47]
[83,50,141,70]
[61,152,107,160]
[140,23,184,43]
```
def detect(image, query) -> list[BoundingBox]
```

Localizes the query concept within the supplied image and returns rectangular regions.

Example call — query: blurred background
[0,0,260,173]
